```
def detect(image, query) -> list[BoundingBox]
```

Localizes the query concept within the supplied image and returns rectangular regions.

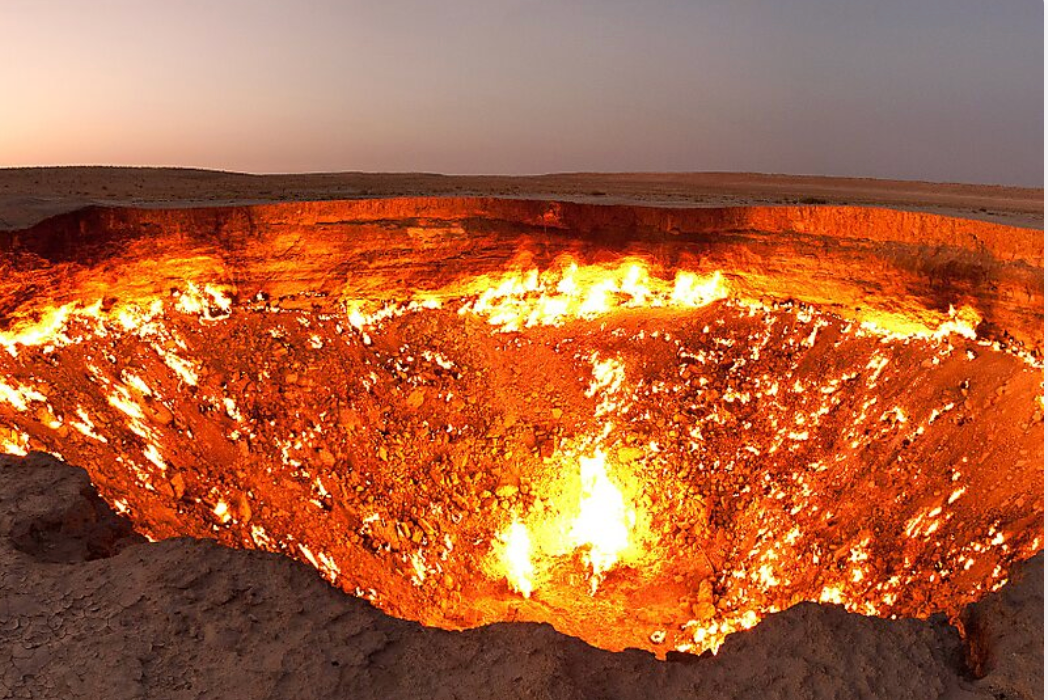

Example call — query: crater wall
[0,199,1042,351]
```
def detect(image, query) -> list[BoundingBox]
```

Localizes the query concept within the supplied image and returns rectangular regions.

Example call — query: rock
[495,484,518,500]
[236,495,252,523]
[617,446,644,463]
[338,408,362,432]
[418,520,437,541]
[35,406,58,428]
[696,578,714,604]
[152,404,175,426]
[961,553,1044,699]
[691,601,716,621]
[406,390,425,409]
[170,473,186,500]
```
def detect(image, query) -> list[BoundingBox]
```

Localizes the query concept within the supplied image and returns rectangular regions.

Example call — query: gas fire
[456,261,728,332]
[494,517,534,598]
[570,449,635,591]
[490,445,639,599]
[0,243,1041,657]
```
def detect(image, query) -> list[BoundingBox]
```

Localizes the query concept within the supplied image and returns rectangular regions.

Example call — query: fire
[457,260,729,332]
[174,282,235,319]
[491,448,638,599]
[488,345,643,599]
[570,449,635,591]
[0,248,1040,658]
[932,305,981,340]
[0,303,76,357]
[495,517,534,597]
[213,500,232,524]
[671,271,727,307]
[0,426,31,455]
[859,304,982,342]
[0,379,46,412]
[586,355,626,413]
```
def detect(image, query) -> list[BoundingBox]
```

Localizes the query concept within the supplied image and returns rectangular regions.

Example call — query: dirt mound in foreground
[0,452,1041,700]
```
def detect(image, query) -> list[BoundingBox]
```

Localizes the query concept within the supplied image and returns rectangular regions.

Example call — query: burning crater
[0,199,1042,656]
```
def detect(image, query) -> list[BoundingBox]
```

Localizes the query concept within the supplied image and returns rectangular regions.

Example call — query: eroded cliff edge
[0,452,1042,700]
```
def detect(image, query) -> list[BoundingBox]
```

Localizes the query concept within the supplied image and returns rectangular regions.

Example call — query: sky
[0,0,1042,185]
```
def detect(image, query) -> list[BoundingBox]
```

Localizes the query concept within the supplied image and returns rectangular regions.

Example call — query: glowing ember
[213,500,232,524]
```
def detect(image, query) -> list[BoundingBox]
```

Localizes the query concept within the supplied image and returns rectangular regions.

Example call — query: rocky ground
[0,452,1041,699]
[0,294,1041,657]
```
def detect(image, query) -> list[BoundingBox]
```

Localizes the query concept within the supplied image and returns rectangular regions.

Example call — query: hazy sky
[0,0,1042,185]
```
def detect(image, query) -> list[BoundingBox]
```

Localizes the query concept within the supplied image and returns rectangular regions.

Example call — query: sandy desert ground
[0,167,1041,230]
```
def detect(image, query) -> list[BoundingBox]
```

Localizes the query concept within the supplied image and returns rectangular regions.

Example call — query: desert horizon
[0,166,1042,232]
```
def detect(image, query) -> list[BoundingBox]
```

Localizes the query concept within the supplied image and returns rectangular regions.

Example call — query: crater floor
[0,274,1041,655]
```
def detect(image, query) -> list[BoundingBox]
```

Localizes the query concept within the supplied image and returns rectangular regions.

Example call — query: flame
[495,517,534,597]
[586,356,627,415]
[671,271,727,307]
[0,250,1038,657]
[0,379,46,412]
[0,426,31,455]
[570,449,634,591]
[0,304,77,357]
[458,260,729,332]
[859,304,982,342]
[489,448,638,598]
[175,282,234,319]
[933,305,981,340]
[488,349,640,598]
[213,500,232,524]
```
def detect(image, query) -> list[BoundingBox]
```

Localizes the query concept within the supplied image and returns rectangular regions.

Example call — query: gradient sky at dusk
[0,0,1042,185]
